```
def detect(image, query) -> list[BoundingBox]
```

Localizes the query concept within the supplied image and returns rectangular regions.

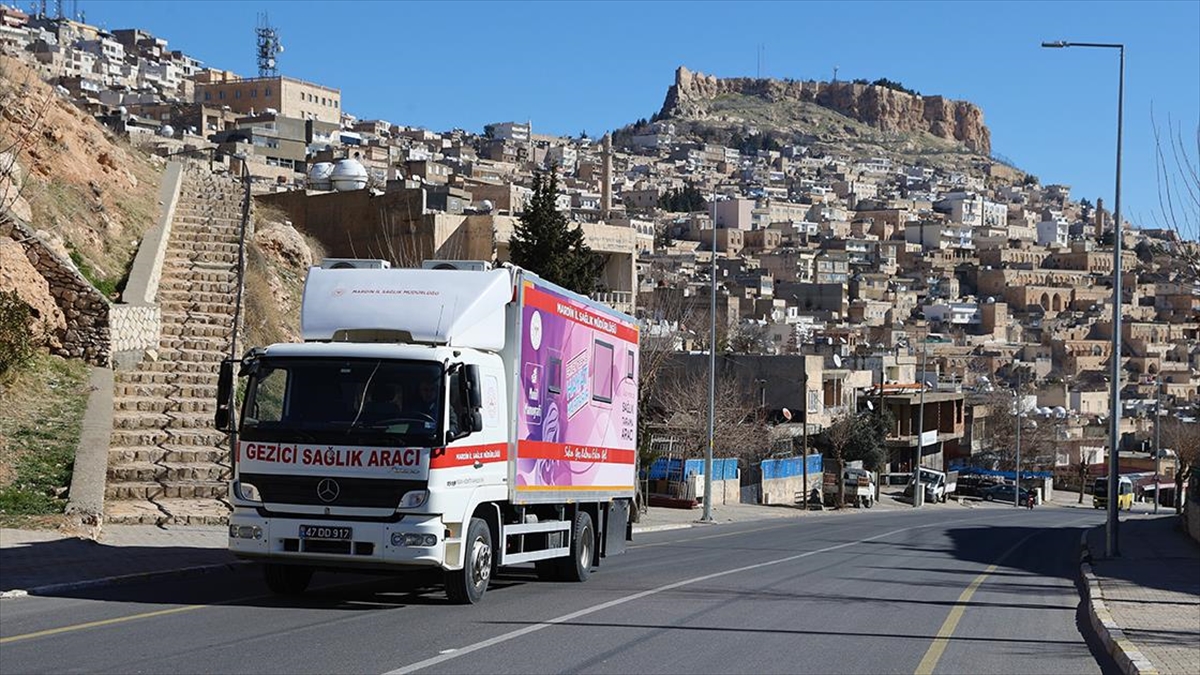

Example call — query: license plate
[299,525,353,540]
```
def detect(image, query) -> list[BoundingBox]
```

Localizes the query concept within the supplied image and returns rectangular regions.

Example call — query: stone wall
[1,215,111,366]
[107,160,184,359]
[123,161,183,306]
[1,161,185,367]
[109,304,161,353]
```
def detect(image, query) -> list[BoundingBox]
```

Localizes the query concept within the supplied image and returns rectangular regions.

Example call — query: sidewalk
[1082,513,1200,675]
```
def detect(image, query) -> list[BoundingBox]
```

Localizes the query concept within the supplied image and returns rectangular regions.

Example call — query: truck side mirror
[464,364,482,409]
[215,359,236,432]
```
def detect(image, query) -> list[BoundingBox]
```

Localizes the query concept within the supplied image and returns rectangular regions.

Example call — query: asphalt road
[0,503,1119,675]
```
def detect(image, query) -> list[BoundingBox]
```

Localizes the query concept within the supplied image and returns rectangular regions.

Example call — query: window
[264,87,271,96]
[592,340,615,404]
[218,90,224,100]
[203,91,210,101]
[250,89,256,98]
[234,90,240,99]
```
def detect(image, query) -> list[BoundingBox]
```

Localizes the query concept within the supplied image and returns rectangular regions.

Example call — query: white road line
[385,517,972,674]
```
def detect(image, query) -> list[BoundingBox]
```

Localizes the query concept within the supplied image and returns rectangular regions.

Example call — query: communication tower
[255,13,284,78]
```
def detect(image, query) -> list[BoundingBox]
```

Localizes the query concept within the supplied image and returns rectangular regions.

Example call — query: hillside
[625,66,1002,175]
[1,55,162,300]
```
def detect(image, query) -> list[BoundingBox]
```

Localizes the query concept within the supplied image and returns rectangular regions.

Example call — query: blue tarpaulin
[647,457,739,481]
[761,454,823,480]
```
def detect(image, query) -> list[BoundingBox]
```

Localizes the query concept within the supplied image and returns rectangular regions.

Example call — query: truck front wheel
[446,517,492,604]
[263,564,313,596]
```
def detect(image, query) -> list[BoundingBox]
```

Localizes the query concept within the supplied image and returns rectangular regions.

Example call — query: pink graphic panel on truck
[516,282,638,491]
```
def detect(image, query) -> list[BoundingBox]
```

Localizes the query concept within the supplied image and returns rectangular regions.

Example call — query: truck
[215,261,639,604]
[844,467,877,508]
[904,467,957,504]
[822,461,876,508]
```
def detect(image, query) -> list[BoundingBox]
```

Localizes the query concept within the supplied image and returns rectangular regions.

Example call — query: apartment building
[195,74,341,124]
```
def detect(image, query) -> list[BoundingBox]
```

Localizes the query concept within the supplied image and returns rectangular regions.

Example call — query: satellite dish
[833,354,843,368]
[866,400,875,411]
[781,407,793,421]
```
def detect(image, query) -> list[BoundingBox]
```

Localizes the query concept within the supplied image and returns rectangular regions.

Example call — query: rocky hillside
[660,66,991,154]
[1,56,162,306]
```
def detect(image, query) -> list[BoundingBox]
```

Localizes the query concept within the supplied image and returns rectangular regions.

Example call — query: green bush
[0,290,35,378]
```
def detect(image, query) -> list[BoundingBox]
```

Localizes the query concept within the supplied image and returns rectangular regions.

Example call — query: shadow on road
[0,536,539,608]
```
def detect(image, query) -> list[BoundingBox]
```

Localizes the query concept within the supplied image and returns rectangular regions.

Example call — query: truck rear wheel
[263,564,313,596]
[446,517,492,604]
[560,510,594,583]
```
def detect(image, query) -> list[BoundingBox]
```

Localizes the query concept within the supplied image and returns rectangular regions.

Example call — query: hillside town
[1,5,1198,517]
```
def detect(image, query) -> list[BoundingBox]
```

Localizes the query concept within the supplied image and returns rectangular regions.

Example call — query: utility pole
[801,346,808,508]
[913,340,927,508]
[1015,367,1025,507]
[1153,378,1161,514]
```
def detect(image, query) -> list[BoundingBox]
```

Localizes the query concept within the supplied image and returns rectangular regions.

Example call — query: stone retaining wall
[1,161,185,367]
[109,304,161,353]
[1,216,111,366]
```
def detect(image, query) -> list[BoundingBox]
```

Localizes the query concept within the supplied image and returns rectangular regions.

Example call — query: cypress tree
[509,167,602,295]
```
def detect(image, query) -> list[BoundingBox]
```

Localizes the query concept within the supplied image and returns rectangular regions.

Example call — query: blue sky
[85,0,1199,231]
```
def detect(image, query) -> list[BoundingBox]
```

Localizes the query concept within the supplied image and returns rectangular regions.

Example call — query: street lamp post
[1042,40,1124,557]
[703,196,717,523]
[914,340,928,508]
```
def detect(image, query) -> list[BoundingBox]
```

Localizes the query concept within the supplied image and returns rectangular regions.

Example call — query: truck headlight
[390,532,438,547]
[229,524,262,539]
[235,481,262,503]
[398,490,428,509]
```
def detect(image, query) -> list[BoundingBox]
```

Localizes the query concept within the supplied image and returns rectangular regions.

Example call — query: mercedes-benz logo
[316,478,340,503]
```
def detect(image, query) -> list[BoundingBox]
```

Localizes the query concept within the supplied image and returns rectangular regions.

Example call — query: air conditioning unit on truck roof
[320,258,391,269]
[421,259,492,271]
[216,262,639,604]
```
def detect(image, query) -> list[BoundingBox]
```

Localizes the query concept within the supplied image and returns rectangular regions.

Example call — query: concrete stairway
[104,168,245,525]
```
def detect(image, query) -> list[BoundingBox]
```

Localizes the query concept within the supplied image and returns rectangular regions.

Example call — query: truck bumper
[228,510,448,570]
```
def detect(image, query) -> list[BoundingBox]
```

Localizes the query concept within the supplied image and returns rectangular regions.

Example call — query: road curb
[1078,529,1161,675]
[0,559,254,600]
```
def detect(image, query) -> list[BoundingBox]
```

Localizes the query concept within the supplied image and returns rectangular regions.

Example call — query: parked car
[982,484,1031,503]
[956,475,1000,498]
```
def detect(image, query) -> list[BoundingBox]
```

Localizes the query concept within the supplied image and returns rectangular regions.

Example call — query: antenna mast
[256,13,283,78]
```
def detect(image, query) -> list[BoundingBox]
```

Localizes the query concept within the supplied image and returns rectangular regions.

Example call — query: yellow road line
[0,605,205,644]
[0,578,368,645]
[913,563,998,674]
[913,531,1040,675]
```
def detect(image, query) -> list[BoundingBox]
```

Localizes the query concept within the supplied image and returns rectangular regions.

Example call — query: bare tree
[823,411,855,508]
[649,366,769,467]
[0,57,56,217]
[1160,418,1200,514]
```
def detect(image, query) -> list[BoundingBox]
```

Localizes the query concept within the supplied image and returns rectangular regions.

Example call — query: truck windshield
[239,358,443,446]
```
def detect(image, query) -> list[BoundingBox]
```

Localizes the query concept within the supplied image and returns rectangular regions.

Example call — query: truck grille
[240,473,423,509]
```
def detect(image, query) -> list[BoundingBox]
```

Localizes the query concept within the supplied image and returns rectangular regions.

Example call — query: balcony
[591,291,634,315]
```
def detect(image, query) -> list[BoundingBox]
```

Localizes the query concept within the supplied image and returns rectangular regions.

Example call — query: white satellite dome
[158,124,174,137]
[330,158,368,192]
[481,199,495,213]
[1053,406,1067,419]
[308,162,335,191]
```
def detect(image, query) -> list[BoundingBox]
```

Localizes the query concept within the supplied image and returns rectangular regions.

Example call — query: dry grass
[242,205,326,348]
[0,353,90,517]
